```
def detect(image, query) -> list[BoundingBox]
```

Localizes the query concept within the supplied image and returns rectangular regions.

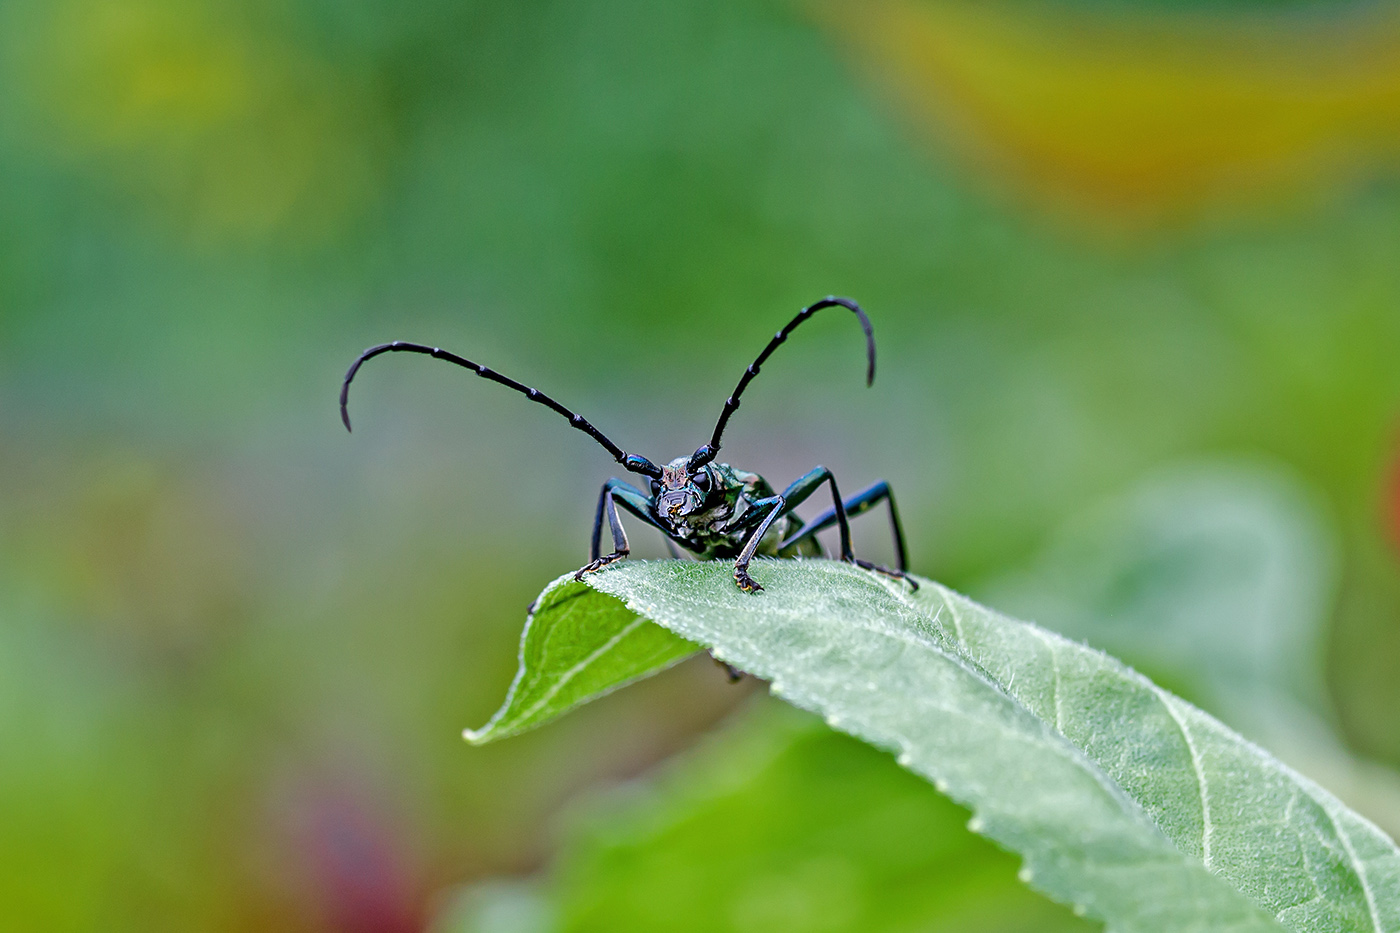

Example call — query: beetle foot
[712,654,744,683]
[850,557,919,591]
[574,550,628,581]
[733,566,764,593]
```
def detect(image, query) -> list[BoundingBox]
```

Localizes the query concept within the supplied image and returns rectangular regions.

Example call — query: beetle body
[643,460,819,560]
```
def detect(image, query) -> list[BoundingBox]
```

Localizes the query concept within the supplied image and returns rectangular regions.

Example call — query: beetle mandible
[340,297,915,594]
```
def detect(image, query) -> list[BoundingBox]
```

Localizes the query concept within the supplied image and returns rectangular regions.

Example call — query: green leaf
[463,573,698,744]
[984,462,1338,712]
[476,559,1400,932]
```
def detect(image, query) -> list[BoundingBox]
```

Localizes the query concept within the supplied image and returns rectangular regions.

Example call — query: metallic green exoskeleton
[341,297,912,596]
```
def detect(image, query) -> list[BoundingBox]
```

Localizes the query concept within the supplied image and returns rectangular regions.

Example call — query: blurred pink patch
[274,776,426,933]
[1389,437,1400,552]
[304,796,422,933]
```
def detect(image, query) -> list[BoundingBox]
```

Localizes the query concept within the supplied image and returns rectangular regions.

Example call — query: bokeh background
[3,0,1400,930]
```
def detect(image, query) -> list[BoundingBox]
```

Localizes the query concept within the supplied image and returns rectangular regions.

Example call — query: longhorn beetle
[340,297,914,595]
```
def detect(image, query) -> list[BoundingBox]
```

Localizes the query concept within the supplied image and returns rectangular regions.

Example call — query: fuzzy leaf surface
[556,558,1399,933]
[464,573,697,743]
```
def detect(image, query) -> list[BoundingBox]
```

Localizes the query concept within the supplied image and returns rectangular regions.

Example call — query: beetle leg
[732,495,786,591]
[778,480,916,588]
[776,467,853,559]
[730,466,852,591]
[850,558,917,588]
[578,479,669,579]
[577,488,629,579]
[713,657,744,682]
[774,469,917,589]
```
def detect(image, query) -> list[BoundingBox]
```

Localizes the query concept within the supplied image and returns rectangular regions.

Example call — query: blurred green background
[2,0,1399,930]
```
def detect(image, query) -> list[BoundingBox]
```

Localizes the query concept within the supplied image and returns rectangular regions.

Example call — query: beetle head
[654,457,714,521]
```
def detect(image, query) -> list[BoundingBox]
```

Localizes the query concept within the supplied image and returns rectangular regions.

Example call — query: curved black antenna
[688,297,874,470]
[340,341,663,479]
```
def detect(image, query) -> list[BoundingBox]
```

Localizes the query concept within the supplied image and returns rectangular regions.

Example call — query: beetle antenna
[689,297,874,469]
[340,342,663,479]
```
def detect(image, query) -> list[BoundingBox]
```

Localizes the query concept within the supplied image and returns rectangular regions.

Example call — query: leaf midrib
[519,614,649,725]
[626,567,1182,853]
[898,579,1201,857]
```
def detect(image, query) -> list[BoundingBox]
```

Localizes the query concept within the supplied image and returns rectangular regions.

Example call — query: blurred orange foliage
[818,0,1400,223]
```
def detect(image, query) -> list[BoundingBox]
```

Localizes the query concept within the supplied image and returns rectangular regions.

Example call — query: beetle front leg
[730,466,849,591]
[732,495,786,592]
[577,479,667,580]
[577,487,629,579]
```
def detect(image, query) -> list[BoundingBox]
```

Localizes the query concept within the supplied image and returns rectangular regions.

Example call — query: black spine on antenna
[340,341,662,478]
[689,297,874,470]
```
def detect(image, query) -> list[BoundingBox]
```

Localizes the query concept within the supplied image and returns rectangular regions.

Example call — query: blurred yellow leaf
[10,0,388,243]
[818,0,1400,223]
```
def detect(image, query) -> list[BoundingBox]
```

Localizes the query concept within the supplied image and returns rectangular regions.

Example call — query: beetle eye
[651,480,662,495]
[692,471,710,491]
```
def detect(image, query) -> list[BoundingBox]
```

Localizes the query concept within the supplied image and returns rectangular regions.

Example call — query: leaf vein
[517,615,648,724]
[1320,799,1384,933]
[1029,626,1065,734]
[1158,691,1214,871]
